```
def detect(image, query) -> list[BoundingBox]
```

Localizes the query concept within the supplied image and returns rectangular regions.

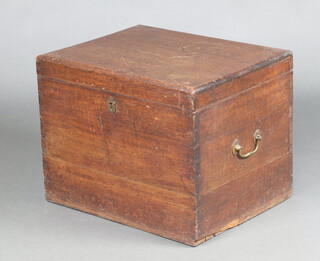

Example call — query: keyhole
[107,97,116,113]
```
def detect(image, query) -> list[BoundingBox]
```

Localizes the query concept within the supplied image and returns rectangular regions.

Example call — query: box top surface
[37,25,292,110]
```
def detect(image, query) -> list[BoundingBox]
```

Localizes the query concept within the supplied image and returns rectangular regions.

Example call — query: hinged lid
[37,25,292,111]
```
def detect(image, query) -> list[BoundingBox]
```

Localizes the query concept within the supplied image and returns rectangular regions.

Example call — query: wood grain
[39,76,195,196]
[197,72,292,194]
[44,155,197,245]
[37,25,293,246]
[195,69,293,242]
[37,25,291,110]
[38,25,289,90]
[197,153,292,239]
[37,57,194,110]
[195,56,293,108]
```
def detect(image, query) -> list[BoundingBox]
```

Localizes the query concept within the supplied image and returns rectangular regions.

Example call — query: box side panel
[196,70,293,240]
[38,76,197,245]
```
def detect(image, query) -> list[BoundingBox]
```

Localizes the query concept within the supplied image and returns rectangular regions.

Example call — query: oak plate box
[37,25,293,246]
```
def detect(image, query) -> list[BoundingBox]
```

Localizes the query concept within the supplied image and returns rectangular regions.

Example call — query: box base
[46,188,291,247]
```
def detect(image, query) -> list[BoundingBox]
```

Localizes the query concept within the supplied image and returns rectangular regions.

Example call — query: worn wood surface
[38,74,197,244]
[44,155,196,245]
[37,25,291,110]
[196,71,293,240]
[198,72,292,195]
[197,153,292,240]
[37,25,293,246]
[39,76,195,195]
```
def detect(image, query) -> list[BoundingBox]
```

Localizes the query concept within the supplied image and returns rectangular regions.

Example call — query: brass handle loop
[232,129,262,158]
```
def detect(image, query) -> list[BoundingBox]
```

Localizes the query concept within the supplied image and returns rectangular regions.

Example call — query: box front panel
[38,76,197,244]
[197,71,293,238]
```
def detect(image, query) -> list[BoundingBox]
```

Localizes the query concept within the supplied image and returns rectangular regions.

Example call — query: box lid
[37,25,292,110]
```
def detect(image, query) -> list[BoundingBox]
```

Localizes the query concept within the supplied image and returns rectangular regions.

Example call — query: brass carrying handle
[232,129,262,158]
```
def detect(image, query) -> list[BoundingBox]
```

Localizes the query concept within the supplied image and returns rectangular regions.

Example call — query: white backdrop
[1,1,319,260]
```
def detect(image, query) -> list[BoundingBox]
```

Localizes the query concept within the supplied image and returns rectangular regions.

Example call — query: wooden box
[37,25,293,246]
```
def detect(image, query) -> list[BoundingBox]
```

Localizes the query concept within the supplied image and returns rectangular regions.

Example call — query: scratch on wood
[180,45,193,54]
[179,175,190,195]
[99,114,111,166]
[177,91,181,108]
[106,180,118,210]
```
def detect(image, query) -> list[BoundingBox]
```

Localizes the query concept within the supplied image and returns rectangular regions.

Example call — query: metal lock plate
[107,97,116,113]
